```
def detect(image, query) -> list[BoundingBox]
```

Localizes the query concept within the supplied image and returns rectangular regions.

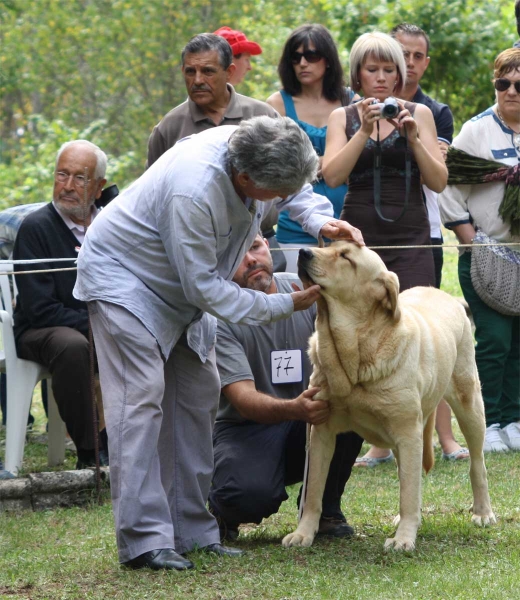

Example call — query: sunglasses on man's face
[494,78,520,93]
[290,50,324,65]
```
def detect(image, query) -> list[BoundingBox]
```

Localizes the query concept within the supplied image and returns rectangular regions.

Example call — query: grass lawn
[1,436,519,600]
[2,229,518,599]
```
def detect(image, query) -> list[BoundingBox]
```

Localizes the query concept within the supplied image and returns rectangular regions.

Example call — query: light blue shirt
[74,126,333,360]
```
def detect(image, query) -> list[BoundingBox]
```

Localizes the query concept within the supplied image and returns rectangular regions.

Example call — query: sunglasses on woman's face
[494,78,520,93]
[290,50,324,65]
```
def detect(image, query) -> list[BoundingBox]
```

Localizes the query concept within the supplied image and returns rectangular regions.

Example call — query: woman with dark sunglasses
[267,24,356,272]
[439,48,520,454]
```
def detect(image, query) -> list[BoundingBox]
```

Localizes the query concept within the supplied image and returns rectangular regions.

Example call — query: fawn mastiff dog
[282,242,495,551]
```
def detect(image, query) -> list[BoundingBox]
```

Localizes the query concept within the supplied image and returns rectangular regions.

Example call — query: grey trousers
[89,300,221,561]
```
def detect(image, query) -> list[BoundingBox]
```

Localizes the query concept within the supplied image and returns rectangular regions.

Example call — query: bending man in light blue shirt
[74,116,364,571]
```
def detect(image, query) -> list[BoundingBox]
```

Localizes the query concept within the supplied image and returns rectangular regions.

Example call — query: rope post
[82,167,102,505]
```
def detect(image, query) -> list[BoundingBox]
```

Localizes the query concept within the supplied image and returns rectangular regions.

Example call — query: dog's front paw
[471,511,497,527]
[384,536,416,552]
[282,530,315,548]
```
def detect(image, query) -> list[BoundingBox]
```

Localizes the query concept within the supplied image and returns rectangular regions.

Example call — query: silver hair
[228,116,318,194]
[349,31,407,95]
[55,140,107,180]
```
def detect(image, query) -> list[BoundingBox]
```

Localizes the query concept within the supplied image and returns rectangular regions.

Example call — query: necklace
[496,107,520,151]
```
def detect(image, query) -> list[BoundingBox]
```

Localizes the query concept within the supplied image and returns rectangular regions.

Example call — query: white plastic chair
[0,262,65,476]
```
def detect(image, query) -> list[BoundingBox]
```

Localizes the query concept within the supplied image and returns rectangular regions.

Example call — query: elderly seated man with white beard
[13,140,115,469]
[209,234,363,542]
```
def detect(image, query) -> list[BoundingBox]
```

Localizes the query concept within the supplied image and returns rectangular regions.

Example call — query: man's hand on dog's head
[319,220,365,246]
[295,387,330,425]
[291,283,321,311]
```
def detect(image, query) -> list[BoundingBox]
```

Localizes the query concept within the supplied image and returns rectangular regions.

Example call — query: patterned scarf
[446,146,520,236]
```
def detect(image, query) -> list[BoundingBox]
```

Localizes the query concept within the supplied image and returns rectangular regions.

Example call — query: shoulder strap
[280,90,298,120]
[342,87,355,106]
[404,101,416,116]
[344,104,358,140]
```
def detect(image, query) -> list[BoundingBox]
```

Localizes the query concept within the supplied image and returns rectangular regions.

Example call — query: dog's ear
[376,272,401,321]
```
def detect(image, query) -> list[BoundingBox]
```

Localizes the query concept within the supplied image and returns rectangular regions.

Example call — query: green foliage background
[0,0,515,208]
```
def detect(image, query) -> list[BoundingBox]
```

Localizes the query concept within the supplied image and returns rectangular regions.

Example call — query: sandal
[441,447,469,461]
[353,451,394,468]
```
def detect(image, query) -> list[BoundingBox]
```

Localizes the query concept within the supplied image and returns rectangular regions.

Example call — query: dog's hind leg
[422,411,436,474]
[282,423,337,548]
[446,353,496,527]
[384,420,423,551]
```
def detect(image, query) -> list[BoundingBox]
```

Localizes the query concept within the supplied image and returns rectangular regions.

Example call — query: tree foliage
[0,0,514,208]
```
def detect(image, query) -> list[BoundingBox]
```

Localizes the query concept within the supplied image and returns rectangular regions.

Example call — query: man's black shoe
[202,543,244,557]
[208,506,238,542]
[221,527,239,543]
[316,516,355,538]
[208,505,239,542]
[76,448,109,470]
[123,548,194,571]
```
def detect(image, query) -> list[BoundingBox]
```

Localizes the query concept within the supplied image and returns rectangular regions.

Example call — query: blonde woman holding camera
[323,32,447,466]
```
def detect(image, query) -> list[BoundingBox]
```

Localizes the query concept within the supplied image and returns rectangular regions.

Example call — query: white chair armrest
[0,309,19,367]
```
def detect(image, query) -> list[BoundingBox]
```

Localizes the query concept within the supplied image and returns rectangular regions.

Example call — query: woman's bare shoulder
[410,102,433,119]
[266,91,286,116]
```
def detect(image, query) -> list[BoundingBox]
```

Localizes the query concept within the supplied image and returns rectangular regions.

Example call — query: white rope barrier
[3,241,519,276]
[271,242,520,251]
[0,257,77,264]
[4,267,79,276]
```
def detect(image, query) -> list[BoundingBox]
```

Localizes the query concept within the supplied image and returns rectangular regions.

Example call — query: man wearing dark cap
[213,26,262,86]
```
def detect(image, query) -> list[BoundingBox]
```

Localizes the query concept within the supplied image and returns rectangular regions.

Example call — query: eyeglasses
[55,171,91,188]
[494,78,520,93]
[290,50,323,65]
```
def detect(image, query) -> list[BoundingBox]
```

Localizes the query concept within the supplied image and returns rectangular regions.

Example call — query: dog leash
[299,423,311,522]
[298,234,326,522]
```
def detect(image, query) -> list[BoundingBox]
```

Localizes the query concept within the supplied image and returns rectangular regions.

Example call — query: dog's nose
[298,248,313,262]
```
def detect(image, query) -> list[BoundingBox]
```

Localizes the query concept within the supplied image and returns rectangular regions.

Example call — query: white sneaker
[500,422,520,451]
[483,423,509,452]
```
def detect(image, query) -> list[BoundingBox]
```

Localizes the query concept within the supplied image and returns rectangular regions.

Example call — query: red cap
[213,26,262,56]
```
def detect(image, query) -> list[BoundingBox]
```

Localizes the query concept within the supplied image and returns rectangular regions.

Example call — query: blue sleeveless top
[276,89,350,244]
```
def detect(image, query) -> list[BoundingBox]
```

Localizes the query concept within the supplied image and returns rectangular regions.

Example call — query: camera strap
[373,121,411,222]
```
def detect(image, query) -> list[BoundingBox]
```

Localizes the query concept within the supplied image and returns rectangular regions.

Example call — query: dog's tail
[422,411,436,474]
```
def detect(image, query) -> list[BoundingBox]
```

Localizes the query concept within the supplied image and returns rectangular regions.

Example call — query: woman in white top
[439,48,520,453]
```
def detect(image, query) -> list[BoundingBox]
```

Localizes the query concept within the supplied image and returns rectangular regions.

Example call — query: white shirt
[439,106,519,243]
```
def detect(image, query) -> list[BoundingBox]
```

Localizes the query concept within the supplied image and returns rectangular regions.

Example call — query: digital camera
[371,97,399,119]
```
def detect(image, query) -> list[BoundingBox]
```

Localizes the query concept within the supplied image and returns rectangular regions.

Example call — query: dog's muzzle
[297,248,315,284]
[298,248,314,263]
